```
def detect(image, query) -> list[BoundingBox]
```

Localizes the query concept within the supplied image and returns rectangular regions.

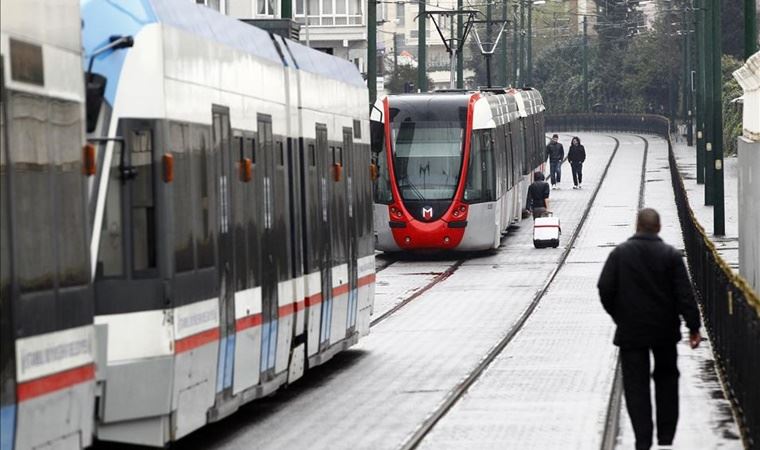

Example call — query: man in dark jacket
[598,208,702,450]
[545,134,564,189]
[567,136,586,189]
[525,171,550,217]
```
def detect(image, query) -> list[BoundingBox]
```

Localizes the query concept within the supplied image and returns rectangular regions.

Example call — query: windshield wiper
[399,175,424,200]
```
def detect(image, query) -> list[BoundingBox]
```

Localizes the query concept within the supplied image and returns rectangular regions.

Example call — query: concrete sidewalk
[670,139,740,270]
[615,135,742,449]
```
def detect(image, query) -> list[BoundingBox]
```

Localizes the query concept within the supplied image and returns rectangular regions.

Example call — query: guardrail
[547,113,760,450]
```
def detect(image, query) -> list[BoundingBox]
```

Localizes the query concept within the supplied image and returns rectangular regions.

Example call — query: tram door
[342,127,358,332]
[212,106,236,398]
[315,124,333,350]
[258,115,278,380]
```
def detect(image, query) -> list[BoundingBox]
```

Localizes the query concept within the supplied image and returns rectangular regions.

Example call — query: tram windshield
[391,120,464,201]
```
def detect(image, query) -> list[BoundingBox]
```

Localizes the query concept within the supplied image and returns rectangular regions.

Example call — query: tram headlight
[404,236,411,244]
[443,236,450,244]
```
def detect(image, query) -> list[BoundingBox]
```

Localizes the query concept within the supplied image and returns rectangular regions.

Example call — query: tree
[385,64,433,94]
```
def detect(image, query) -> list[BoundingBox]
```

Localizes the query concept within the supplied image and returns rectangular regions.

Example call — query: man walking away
[525,171,550,217]
[567,136,586,189]
[545,134,564,189]
[597,208,702,450]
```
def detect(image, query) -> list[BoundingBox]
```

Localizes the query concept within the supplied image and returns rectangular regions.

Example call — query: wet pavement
[160,133,742,450]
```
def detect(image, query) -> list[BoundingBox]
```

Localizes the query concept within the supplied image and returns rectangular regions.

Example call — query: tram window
[171,123,194,272]
[277,141,284,166]
[330,146,336,165]
[51,99,88,287]
[130,129,156,273]
[235,135,244,160]
[246,137,255,164]
[372,133,392,204]
[335,147,343,165]
[97,142,125,278]
[194,126,215,268]
[10,92,56,291]
[309,144,316,167]
[464,130,495,203]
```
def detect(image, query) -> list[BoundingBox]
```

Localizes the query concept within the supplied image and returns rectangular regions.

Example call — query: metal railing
[547,113,760,450]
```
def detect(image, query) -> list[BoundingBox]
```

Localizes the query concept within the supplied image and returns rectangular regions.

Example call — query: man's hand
[689,331,702,349]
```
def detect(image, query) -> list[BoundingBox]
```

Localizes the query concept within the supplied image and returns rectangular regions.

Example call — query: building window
[197,0,226,13]
[296,0,363,26]
[255,0,277,16]
[396,3,405,26]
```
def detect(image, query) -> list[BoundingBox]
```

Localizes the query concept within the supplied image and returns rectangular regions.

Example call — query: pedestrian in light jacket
[545,134,564,189]
[567,136,586,189]
[598,208,702,450]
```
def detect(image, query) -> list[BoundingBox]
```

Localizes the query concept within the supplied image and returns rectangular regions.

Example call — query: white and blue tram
[1,0,375,447]
[371,88,545,252]
[1,1,96,449]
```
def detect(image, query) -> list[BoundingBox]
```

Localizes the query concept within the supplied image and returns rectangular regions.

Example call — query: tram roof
[82,0,364,104]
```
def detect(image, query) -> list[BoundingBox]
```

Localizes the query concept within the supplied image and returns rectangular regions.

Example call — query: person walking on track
[597,208,702,450]
[545,134,564,189]
[525,171,550,218]
[567,136,586,189]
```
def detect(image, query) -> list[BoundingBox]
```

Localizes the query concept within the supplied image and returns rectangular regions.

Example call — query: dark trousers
[549,160,562,184]
[620,345,680,450]
[571,162,583,186]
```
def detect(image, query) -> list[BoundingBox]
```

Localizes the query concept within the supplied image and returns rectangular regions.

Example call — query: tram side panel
[1,1,97,448]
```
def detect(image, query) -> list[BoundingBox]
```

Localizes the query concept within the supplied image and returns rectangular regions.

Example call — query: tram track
[600,134,649,450]
[399,135,624,450]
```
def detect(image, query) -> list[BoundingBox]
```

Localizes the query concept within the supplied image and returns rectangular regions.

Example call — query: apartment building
[195,0,368,73]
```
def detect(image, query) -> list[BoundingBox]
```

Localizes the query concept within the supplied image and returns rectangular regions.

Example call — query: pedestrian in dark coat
[567,136,586,189]
[545,134,564,188]
[525,171,550,217]
[597,208,702,450]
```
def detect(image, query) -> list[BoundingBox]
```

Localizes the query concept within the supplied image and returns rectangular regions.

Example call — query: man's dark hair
[552,134,559,139]
[533,171,545,181]
[636,208,661,234]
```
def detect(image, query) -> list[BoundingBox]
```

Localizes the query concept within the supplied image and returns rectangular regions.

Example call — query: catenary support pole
[418,0,427,92]
[712,0,725,235]
[518,0,525,86]
[746,0,758,59]
[695,0,706,183]
[583,15,588,112]
[501,0,508,86]
[512,2,519,85]
[686,6,693,146]
[527,0,532,86]
[368,0,377,103]
[457,0,464,88]
[704,0,715,205]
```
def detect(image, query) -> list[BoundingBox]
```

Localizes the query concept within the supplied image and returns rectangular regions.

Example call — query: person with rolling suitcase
[525,172,561,248]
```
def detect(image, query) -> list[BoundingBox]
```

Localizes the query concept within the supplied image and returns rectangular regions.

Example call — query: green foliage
[721,54,744,156]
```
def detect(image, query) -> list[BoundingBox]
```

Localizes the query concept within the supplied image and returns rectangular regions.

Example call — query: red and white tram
[371,88,546,252]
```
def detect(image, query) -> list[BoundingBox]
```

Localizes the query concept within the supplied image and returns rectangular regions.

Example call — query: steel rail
[399,135,623,450]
